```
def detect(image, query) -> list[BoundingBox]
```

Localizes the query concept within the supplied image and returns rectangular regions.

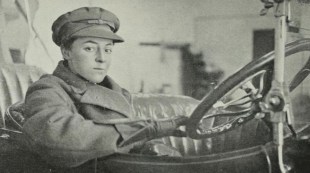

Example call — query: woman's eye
[84,47,95,52]
[105,49,112,54]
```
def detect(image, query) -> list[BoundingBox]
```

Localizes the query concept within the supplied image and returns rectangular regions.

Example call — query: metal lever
[260,0,293,172]
[260,0,274,16]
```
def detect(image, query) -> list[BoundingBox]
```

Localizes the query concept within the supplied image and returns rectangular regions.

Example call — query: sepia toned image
[1,0,310,172]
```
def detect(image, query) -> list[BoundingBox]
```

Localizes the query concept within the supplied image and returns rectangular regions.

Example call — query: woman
[22,7,187,168]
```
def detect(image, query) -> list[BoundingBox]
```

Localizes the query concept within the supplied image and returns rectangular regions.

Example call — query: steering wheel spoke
[213,77,265,111]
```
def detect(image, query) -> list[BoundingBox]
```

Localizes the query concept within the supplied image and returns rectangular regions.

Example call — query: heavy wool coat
[22,61,145,168]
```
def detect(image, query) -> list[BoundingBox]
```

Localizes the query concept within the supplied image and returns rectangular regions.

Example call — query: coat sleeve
[22,79,136,167]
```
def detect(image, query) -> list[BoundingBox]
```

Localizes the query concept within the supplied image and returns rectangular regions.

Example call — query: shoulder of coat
[27,74,71,94]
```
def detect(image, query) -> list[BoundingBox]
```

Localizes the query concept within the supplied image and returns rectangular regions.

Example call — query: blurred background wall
[1,0,310,99]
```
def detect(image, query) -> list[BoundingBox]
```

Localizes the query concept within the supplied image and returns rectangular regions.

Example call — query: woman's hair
[61,37,78,50]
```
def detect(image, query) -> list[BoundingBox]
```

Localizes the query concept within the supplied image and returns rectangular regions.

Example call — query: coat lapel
[80,84,132,118]
[53,61,132,118]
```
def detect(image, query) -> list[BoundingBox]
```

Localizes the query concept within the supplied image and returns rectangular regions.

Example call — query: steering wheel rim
[186,38,310,139]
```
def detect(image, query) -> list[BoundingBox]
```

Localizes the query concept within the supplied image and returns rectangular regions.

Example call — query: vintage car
[0,38,310,173]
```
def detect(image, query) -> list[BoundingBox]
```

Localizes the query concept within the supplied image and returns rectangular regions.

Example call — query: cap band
[75,19,116,31]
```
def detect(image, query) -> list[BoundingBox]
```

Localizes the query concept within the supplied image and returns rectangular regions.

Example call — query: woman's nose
[95,49,106,62]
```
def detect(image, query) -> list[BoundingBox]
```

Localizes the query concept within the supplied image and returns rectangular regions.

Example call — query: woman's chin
[84,75,106,84]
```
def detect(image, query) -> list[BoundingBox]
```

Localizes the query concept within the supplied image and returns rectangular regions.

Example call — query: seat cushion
[5,101,25,131]
[131,93,214,156]
[0,63,45,128]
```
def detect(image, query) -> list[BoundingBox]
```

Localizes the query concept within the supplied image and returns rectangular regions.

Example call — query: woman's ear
[61,47,71,60]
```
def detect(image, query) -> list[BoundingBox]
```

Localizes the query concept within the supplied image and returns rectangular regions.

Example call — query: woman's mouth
[93,68,105,70]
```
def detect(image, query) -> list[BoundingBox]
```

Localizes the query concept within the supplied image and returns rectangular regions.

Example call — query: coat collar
[53,61,132,117]
[53,60,88,93]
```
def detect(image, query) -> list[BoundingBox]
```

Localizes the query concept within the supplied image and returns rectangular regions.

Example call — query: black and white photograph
[1,0,310,172]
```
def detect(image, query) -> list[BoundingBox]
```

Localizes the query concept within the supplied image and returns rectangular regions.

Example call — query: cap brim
[71,25,124,43]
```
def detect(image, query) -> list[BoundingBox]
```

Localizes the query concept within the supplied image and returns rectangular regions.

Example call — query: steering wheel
[186,39,310,139]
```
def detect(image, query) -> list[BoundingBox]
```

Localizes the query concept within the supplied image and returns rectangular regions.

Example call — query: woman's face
[63,37,114,83]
